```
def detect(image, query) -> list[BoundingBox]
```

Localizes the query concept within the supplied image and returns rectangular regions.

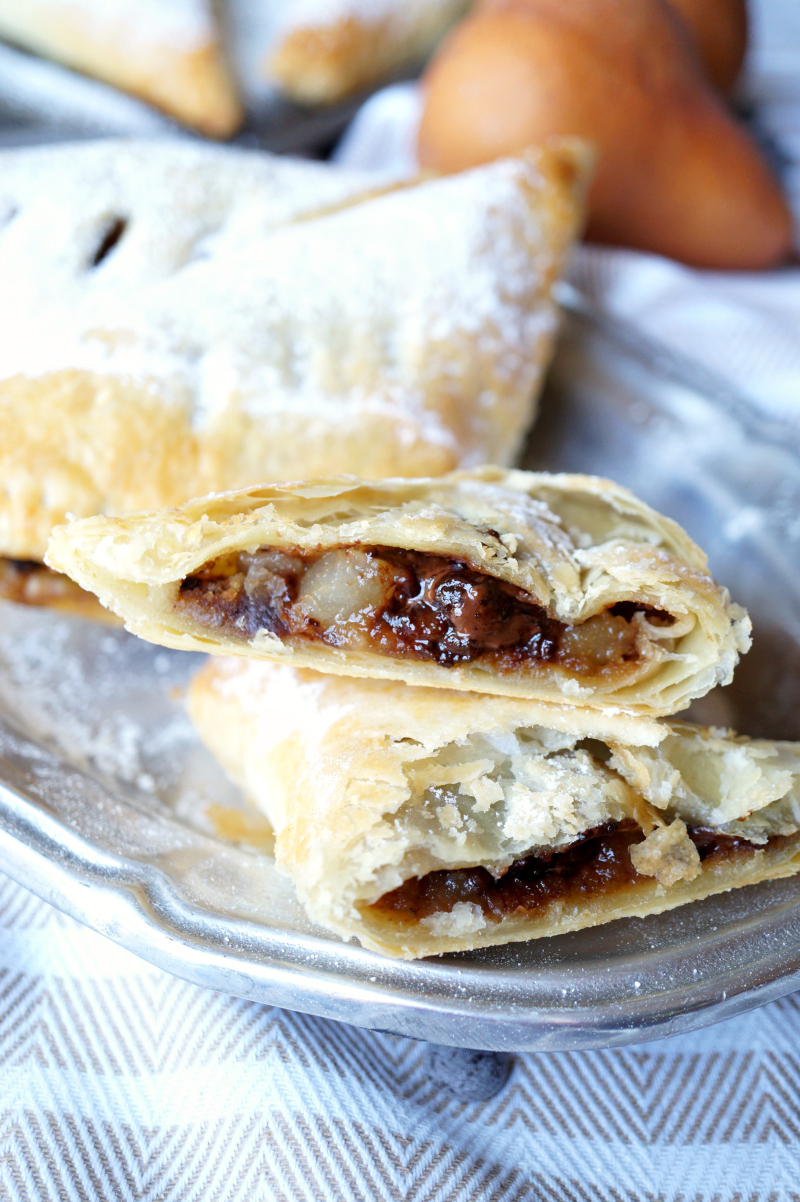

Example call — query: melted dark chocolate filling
[371,549,561,665]
[176,546,664,670]
[372,822,772,923]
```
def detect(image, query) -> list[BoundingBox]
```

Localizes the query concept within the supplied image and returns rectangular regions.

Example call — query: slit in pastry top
[45,467,751,714]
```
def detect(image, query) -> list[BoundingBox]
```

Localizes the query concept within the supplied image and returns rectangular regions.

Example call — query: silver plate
[1,298,800,1053]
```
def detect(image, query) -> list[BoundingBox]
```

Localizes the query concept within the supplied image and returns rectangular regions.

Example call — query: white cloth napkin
[336,0,800,428]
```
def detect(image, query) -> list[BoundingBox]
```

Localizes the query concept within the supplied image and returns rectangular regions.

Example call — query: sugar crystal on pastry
[187,658,800,959]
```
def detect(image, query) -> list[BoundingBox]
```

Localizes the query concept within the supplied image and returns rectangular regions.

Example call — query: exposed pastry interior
[0,0,243,136]
[188,659,800,959]
[177,544,681,677]
[267,0,473,104]
[0,140,588,612]
[46,468,750,715]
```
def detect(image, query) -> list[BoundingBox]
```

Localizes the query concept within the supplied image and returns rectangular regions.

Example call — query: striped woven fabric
[1,871,798,1201]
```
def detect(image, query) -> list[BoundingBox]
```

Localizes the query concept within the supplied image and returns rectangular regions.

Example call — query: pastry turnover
[268,0,472,104]
[188,659,800,958]
[1,140,587,586]
[46,468,749,716]
[0,0,242,136]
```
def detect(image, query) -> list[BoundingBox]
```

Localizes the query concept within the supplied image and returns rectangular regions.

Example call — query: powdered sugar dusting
[209,657,350,764]
[0,601,242,834]
[0,139,575,468]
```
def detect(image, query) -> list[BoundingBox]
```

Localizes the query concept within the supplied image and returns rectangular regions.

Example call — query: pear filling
[175,546,677,672]
[370,822,774,927]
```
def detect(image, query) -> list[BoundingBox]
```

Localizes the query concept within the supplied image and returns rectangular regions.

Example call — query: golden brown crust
[0,0,242,136]
[0,370,460,563]
[0,371,204,563]
[187,659,800,959]
[48,468,750,715]
[269,1,472,104]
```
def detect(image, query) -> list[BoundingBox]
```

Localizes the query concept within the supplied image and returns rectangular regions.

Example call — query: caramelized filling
[0,557,100,613]
[176,546,672,672]
[371,822,774,924]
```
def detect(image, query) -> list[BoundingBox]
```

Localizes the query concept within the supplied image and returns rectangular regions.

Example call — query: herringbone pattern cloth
[1,871,799,1201]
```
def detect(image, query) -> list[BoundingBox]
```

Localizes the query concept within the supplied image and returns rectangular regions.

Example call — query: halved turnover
[47,468,750,715]
[188,659,800,959]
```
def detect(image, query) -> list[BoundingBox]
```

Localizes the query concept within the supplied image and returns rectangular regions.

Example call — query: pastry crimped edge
[47,467,750,716]
[187,659,800,959]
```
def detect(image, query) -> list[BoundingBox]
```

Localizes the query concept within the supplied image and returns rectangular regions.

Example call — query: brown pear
[418,0,793,269]
[668,0,748,93]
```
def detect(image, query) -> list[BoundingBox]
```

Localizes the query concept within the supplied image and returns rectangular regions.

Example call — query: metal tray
[1,297,800,1054]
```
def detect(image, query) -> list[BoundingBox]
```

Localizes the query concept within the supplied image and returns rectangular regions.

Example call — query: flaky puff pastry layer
[0,139,589,564]
[269,0,472,104]
[48,468,750,716]
[0,0,242,136]
[188,659,800,959]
